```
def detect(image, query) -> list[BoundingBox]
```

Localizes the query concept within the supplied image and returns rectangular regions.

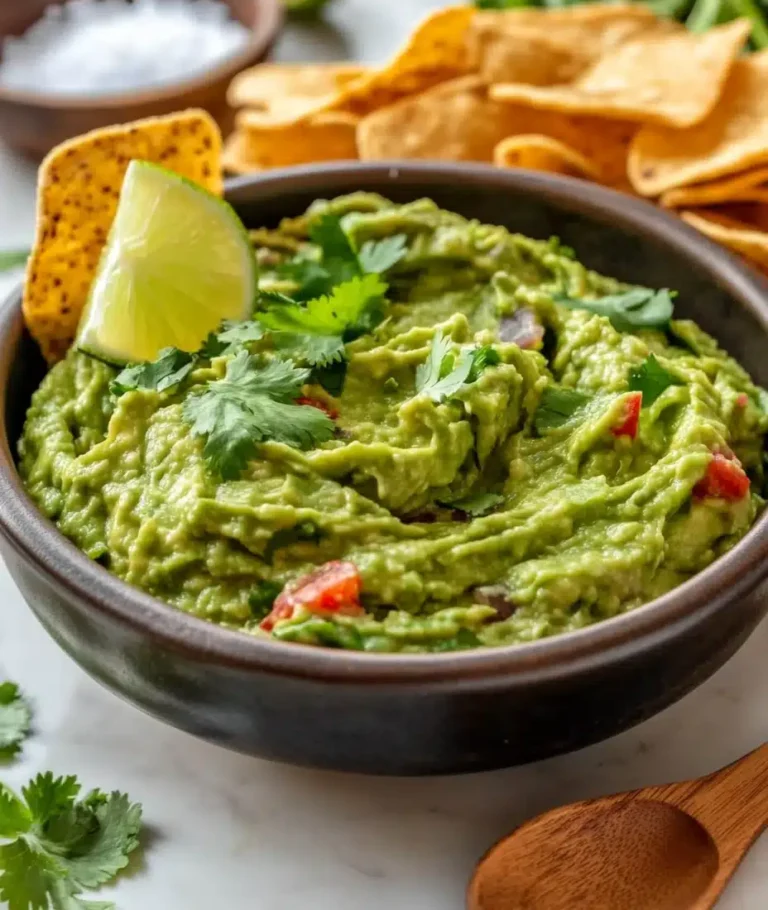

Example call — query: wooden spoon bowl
[0,0,283,158]
[469,745,768,910]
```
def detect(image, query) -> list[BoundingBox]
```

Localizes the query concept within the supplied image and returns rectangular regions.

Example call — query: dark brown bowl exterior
[0,0,282,158]
[2,163,768,775]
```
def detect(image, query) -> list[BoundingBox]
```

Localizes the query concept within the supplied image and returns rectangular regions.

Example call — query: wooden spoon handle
[646,744,768,910]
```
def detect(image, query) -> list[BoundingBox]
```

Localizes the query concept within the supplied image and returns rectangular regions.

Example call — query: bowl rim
[3,160,768,685]
[0,0,283,109]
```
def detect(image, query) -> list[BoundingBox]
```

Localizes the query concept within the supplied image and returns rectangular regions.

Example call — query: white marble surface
[0,2,767,907]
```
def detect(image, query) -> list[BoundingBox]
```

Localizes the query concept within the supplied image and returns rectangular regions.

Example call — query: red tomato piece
[736,393,749,408]
[693,453,750,501]
[260,561,363,631]
[611,392,642,439]
[296,396,339,419]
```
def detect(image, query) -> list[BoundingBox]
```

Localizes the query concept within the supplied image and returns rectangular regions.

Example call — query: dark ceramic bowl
[2,163,768,776]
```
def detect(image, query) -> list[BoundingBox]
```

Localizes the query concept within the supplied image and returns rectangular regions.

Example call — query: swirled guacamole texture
[19,193,768,652]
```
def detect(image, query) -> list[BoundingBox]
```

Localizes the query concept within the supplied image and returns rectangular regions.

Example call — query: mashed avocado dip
[19,193,768,652]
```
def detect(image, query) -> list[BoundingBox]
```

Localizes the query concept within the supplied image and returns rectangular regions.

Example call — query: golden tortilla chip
[467,5,660,86]
[357,75,635,187]
[494,134,602,180]
[23,110,222,364]
[226,63,368,121]
[629,51,768,197]
[235,110,359,169]
[222,130,257,176]
[681,208,768,270]
[323,6,475,117]
[660,167,768,208]
[490,18,749,129]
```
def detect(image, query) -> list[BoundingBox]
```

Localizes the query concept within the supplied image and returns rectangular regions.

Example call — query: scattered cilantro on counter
[555,288,675,332]
[183,351,335,479]
[533,387,592,433]
[415,331,501,403]
[0,683,31,760]
[0,772,142,910]
[628,354,683,406]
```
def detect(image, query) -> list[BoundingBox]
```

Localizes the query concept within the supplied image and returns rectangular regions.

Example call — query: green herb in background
[473,0,768,49]
[533,386,592,433]
[555,288,675,332]
[0,250,29,273]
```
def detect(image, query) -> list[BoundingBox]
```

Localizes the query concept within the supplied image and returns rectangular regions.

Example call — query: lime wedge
[76,161,255,365]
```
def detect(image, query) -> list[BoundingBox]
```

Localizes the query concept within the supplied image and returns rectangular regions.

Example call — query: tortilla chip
[222,130,257,176]
[323,6,475,117]
[628,51,768,197]
[23,110,222,363]
[681,208,768,270]
[467,5,660,86]
[660,167,768,208]
[490,18,749,129]
[236,110,359,169]
[494,134,601,180]
[227,63,368,122]
[357,75,635,187]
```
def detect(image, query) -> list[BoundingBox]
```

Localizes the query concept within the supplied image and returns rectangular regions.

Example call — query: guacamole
[19,194,768,652]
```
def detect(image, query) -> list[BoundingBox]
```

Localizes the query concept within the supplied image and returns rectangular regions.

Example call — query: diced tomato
[736,393,749,408]
[296,396,339,419]
[260,561,363,631]
[693,453,750,501]
[611,392,642,439]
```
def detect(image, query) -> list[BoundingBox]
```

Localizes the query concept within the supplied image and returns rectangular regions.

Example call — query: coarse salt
[0,0,251,96]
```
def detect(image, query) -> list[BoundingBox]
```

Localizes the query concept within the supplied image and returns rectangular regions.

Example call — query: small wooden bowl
[0,0,283,159]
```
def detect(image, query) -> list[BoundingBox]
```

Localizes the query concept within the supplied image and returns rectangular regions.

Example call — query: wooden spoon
[469,744,768,910]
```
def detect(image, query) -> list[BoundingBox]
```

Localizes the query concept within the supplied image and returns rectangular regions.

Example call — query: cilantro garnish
[358,234,408,274]
[628,354,683,406]
[556,288,675,332]
[258,274,387,339]
[215,320,264,353]
[248,581,283,619]
[533,386,591,433]
[0,772,142,910]
[272,333,345,368]
[277,258,334,302]
[442,492,504,517]
[309,214,361,287]
[111,348,195,396]
[415,332,501,403]
[183,351,335,479]
[0,683,31,760]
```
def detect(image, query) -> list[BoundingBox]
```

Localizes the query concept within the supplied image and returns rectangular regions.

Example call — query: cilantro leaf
[309,214,360,286]
[248,581,283,619]
[277,258,333,301]
[416,333,501,403]
[441,492,504,517]
[215,320,264,353]
[183,351,335,479]
[358,234,408,274]
[111,348,194,397]
[0,774,142,910]
[556,288,675,332]
[628,354,683,406]
[0,683,31,760]
[533,387,591,433]
[311,360,348,396]
[272,333,345,368]
[258,275,387,338]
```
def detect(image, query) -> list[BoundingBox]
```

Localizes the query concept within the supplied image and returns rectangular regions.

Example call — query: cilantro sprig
[0,773,142,910]
[111,348,195,396]
[555,288,675,332]
[183,351,335,479]
[415,331,501,403]
[0,683,31,761]
[442,492,504,517]
[533,387,591,433]
[628,354,683,406]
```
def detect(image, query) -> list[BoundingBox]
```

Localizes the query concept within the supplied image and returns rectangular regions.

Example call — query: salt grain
[0,0,251,96]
